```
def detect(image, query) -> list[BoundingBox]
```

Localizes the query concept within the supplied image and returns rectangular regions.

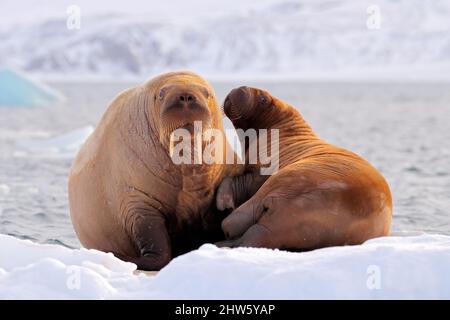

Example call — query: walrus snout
[159,85,211,135]
[223,86,254,120]
[229,86,251,105]
[161,89,208,114]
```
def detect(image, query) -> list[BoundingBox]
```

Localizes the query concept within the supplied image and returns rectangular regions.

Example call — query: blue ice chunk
[0,68,64,108]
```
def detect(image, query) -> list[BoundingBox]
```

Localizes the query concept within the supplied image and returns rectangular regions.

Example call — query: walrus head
[223,86,274,126]
[157,82,212,139]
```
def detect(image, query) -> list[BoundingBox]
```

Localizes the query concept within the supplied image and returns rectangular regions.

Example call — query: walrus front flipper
[216,173,268,211]
[121,213,171,271]
[216,223,272,248]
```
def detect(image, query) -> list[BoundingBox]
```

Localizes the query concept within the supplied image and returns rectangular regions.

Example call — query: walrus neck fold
[129,88,163,149]
[242,97,326,169]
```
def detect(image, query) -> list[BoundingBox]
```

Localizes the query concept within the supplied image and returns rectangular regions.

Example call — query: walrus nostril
[178,94,195,102]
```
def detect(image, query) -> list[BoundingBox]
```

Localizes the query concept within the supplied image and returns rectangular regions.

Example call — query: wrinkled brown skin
[68,71,241,270]
[215,86,392,249]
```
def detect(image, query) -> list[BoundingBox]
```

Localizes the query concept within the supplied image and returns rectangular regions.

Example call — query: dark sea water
[0,80,449,248]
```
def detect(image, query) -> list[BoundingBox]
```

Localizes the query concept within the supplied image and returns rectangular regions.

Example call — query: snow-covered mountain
[1,0,450,80]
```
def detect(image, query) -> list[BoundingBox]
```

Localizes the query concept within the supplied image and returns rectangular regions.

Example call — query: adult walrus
[215,86,392,249]
[68,71,240,270]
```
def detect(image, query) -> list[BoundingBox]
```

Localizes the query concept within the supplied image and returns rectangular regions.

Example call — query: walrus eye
[159,87,167,100]
[258,93,269,106]
[260,96,267,104]
[201,87,210,99]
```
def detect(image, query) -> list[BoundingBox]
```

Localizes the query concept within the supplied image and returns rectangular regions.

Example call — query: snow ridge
[1,233,450,299]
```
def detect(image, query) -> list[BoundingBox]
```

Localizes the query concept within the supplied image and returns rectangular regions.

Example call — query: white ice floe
[15,126,94,158]
[1,233,450,299]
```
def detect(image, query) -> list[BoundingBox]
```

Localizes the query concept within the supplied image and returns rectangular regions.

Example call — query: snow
[1,0,450,81]
[0,68,64,107]
[1,233,450,299]
[15,126,94,158]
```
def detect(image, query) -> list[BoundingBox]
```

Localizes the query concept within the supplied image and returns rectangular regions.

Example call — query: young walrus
[68,71,241,270]
[215,86,392,249]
